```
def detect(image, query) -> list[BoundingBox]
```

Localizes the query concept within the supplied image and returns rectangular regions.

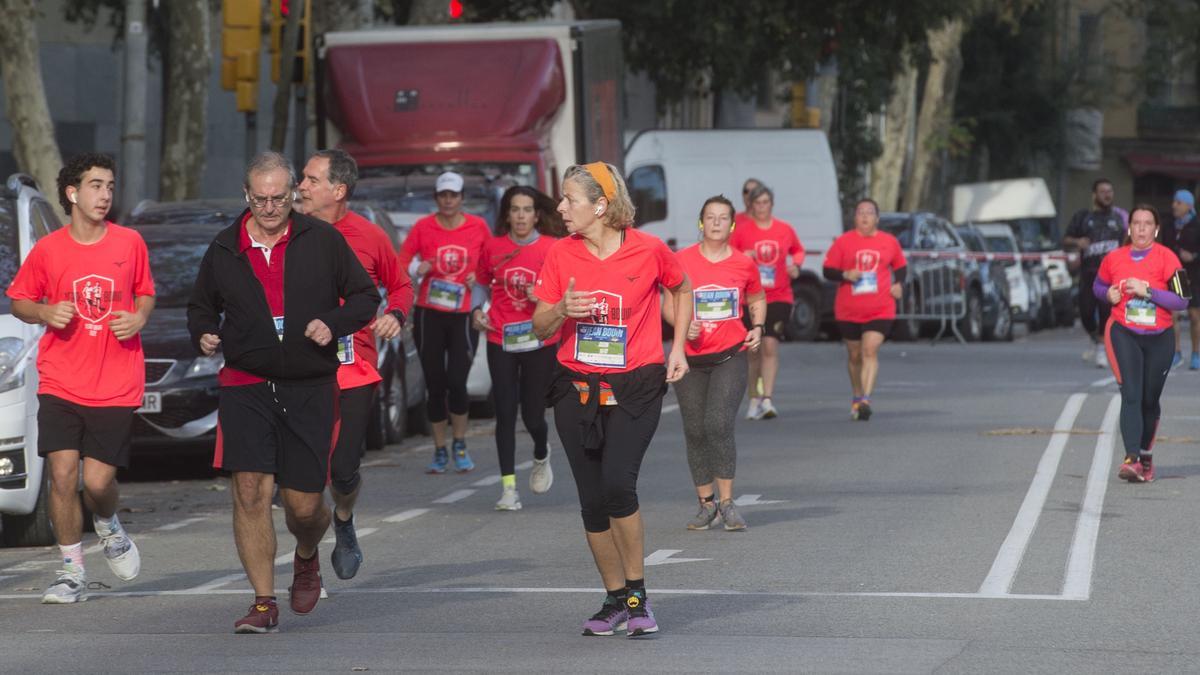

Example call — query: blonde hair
[563,163,636,230]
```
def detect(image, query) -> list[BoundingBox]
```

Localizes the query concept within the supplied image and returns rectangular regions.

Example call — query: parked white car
[0,174,63,547]
[974,223,1053,329]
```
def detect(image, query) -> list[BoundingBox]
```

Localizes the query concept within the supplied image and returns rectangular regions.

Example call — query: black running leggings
[413,307,479,423]
[329,383,376,495]
[1106,321,1174,458]
[486,342,555,475]
[1079,268,1112,340]
[554,394,663,533]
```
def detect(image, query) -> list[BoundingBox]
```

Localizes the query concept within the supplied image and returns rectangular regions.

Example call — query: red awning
[1124,153,1200,180]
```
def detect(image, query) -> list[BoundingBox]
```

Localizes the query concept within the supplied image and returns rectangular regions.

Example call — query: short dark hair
[748,184,774,204]
[495,185,565,237]
[698,194,736,222]
[1124,203,1161,245]
[742,178,762,195]
[313,148,358,199]
[855,198,880,216]
[1092,178,1113,193]
[57,153,116,214]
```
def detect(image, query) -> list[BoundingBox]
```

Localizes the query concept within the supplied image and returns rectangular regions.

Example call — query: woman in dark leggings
[533,162,691,638]
[473,186,564,510]
[1096,204,1188,483]
[666,195,766,531]
[398,171,491,474]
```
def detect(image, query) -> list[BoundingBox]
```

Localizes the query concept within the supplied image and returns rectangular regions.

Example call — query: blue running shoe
[1172,352,1183,369]
[1191,353,1199,371]
[452,439,474,473]
[426,446,449,474]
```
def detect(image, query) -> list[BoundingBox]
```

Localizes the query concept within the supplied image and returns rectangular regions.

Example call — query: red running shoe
[289,549,322,614]
[234,598,279,634]
[1118,458,1145,483]
[1142,457,1155,483]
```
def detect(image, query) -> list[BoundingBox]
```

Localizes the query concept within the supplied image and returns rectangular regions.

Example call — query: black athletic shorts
[37,394,136,468]
[837,319,894,341]
[214,381,338,493]
[742,301,792,340]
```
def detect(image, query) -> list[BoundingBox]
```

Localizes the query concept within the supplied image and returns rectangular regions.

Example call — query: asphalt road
[2,325,1200,673]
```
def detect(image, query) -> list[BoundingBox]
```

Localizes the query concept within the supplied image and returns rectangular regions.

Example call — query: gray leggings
[672,350,747,486]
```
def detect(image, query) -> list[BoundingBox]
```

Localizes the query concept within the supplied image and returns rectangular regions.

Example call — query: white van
[624,129,844,340]
[0,175,62,547]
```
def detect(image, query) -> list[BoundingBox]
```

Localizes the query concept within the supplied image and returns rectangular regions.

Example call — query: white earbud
[594,206,602,216]
[69,193,77,204]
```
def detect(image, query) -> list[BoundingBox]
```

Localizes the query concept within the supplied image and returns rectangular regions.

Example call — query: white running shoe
[530,448,554,494]
[1082,343,1095,362]
[760,398,778,419]
[41,565,87,604]
[495,487,522,511]
[745,397,763,420]
[1095,348,1108,370]
[95,516,140,581]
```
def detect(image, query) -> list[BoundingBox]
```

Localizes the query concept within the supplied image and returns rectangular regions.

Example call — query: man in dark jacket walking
[1164,189,1200,368]
[187,151,379,634]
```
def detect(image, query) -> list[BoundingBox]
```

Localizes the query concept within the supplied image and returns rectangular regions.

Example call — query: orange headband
[583,162,616,202]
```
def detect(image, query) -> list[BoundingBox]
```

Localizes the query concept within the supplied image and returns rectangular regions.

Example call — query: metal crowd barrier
[895,252,969,344]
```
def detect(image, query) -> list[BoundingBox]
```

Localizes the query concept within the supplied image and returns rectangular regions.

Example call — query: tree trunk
[270,3,303,152]
[160,0,211,201]
[0,0,63,220]
[407,0,449,24]
[313,0,373,33]
[901,18,965,213]
[870,60,918,212]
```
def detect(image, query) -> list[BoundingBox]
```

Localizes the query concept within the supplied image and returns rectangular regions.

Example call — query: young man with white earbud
[7,153,157,604]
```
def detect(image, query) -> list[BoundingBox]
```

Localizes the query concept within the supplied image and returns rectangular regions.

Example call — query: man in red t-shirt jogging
[299,149,413,580]
[7,154,156,603]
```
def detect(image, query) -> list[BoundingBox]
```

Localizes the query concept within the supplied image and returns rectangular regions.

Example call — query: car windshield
[957,229,985,252]
[878,217,913,248]
[984,236,1015,253]
[0,200,18,313]
[137,225,221,308]
[1010,217,1060,252]
[127,201,244,226]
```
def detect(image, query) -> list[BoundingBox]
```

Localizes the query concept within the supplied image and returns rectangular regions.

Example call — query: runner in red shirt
[7,154,155,603]
[533,162,691,638]
[397,171,490,474]
[730,183,804,420]
[299,149,413,580]
[1095,205,1188,483]
[471,186,564,511]
[823,198,907,421]
[667,195,766,532]
[733,177,763,229]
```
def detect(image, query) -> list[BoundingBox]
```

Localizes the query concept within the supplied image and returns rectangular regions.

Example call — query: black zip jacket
[187,209,380,384]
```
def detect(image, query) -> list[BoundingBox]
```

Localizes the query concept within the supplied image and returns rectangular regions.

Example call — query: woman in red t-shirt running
[823,198,907,421]
[472,186,563,511]
[533,162,691,638]
[667,195,766,531]
[1096,205,1187,483]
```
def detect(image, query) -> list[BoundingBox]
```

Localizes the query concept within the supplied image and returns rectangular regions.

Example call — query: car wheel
[893,284,922,341]
[382,364,408,445]
[960,291,983,342]
[1,474,55,547]
[984,306,1014,342]
[785,285,821,342]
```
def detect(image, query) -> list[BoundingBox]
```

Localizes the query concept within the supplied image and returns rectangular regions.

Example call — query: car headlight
[185,353,224,378]
[0,337,26,394]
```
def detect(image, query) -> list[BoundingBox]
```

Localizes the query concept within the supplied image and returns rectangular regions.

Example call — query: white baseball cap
[435,171,464,194]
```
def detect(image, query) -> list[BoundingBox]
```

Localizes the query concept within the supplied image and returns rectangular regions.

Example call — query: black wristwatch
[390,309,406,326]
[751,324,765,331]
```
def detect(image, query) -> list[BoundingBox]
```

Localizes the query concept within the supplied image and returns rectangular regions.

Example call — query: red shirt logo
[755,240,780,264]
[73,274,114,322]
[436,244,468,275]
[856,249,881,272]
[504,266,535,302]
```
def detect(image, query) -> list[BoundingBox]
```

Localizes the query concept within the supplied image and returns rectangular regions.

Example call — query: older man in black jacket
[188,151,379,634]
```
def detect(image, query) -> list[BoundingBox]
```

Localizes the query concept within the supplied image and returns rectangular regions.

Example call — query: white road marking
[320,527,378,546]
[516,460,533,470]
[155,517,207,531]
[0,575,14,584]
[661,403,679,414]
[978,392,1086,597]
[733,494,787,506]
[187,573,247,592]
[1062,394,1120,600]
[644,549,711,566]
[382,508,430,523]
[2,560,55,572]
[433,489,475,504]
[1090,375,1117,388]
[472,475,502,486]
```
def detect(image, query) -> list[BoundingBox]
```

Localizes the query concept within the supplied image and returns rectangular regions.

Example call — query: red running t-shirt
[824,229,907,323]
[730,217,804,304]
[398,214,489,313]
[676,244,763,357]
[1097,243,1182,332]
[6,223,155,407]
[536,229,685,374]
[477,234,560,350]
[335,210,414,390]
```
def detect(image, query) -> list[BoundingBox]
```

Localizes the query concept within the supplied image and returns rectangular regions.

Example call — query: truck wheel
[785,286,821,342]
[1,475,55,548]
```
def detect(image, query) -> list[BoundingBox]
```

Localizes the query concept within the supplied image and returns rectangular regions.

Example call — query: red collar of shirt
[238,212,291,252]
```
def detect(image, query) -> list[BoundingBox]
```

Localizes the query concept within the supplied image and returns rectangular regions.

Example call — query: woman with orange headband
[533,161,692,638]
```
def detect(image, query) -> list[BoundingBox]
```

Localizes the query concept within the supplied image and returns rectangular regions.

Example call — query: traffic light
[270,0,311,84]
[221,0,261,112]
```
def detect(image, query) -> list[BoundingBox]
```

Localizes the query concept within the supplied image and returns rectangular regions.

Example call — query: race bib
[273,315,285,341]
[758,264,776,289]
[574,323,627,368]
[1125,297,1156,326]
[852,271,878,295]
[427,278,466,311]
[336,335,355,365]
[693,288,739,321]
[502,320,541,353]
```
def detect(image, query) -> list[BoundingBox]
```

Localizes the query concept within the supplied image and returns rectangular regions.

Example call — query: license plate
[136,392,162,414]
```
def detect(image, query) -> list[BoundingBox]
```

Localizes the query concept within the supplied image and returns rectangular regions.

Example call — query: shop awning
[1124,152,1200,180]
